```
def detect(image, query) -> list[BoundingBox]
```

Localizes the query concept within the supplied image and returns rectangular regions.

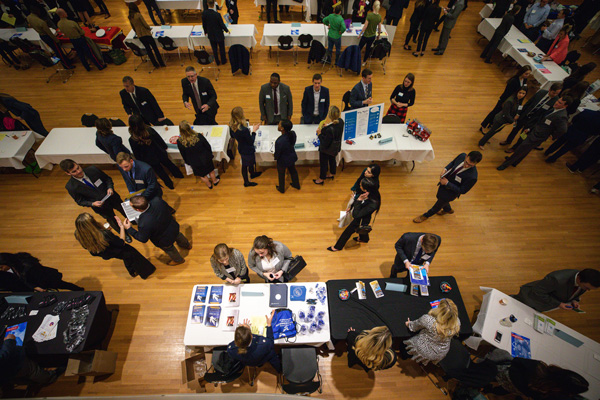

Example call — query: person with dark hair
[480,66,531,131]
[27,7,73,69]
[0,252,82,291]
[536,8,566,53]
[414,151,481,223]
[562,81,590,115]
[210,243,249,284]
[56,9,105,71]
[202,0,230,65]
[562,62,596,91]
[390,232,442,278]
[227,311,281,372]
[488,0,511,18]
[128,114,183,190]
[274,119,299,193]
[228,107,262,187]
[313,105,344,185]
[431,0,465,55]
[120,76,169,126]
[182,66,220,125]
[328,177,380,251]
[386,73,416,122]
[95,118,130,161]
[521,0,550,41]
[116,152,163,200]
[387,0,409,26]
[414,0,441,57]
[248,235,293,282]
[479,88,527,149]
[259,73,293,125]
[128,3,165,69]
[403,0,427,50]
[301,74,330,124]
[566,136,600,174]
[513,268,600,312]
[480,5,521,63]
[350,164,381,200]
[350,69,374,109]
[323,5,346,64]
[351,0,372,23]
[142,0,165,25]
[545,110,600,163]
[497,96,572,170]
[541,26,570,65]
[0,94,48,136]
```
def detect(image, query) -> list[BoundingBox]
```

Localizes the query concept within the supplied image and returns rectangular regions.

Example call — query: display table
[124,25,194,51]
[157,0,202,9]
[0,131,44,170]
[260,23,388,48]
[326,276,472,341]
[255,0,311,22]
[479,3,493,18]
[35,125,230,169]
[183,282,331,349]
[190,24,258,49]
[465,287,600,400]
[0,291,110,366]
[57,26,126,50]
[254,124,326,164]
[0,28,50,52]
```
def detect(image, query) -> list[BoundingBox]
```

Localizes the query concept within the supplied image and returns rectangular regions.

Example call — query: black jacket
[274,131,298,168]
[409,1,427,24]
[0,253,66,290]
[489,0,511,18]
[65,166,115,208]
[119,86,165,125]
[394,232,442,266]
[181,76,219,117]
[201,8,229,41]
[228,44,250,75]
[126,197,180,248]
[301,85,330,124]
[498,76,528,103]
[436,153,478,202]
[232,126,256,155]
[95,132,130,161]
[129,128,169,165]
[227,326,281,371]
[319,119,344,156]
[119,159,163,199]
[420,4,442,31]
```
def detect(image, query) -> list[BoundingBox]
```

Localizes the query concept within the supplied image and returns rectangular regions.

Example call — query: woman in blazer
[95,118,130,161]
[177,120,219,189]
[274,119,300,193]
[76,213,156,279]
[386,73,416,123]
[414,0,441,57]
[542,27,570,65]
[314,106,344,185]
[479,88,527,149]
[347,326,397,371]
[127,3,165,68]
[480,65,531,130]
[0,252,83,291]
[404,0,427,50]
[128,114,183,190]
[329,177,381,251]
[562,81,589,115]
[229,107,262,187]
[210,243,249,284]
[248,235,293,282]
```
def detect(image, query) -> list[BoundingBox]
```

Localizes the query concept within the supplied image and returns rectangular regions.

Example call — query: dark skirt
[240,153,256,167]
[96,244,156,279]
[191,161,214,177]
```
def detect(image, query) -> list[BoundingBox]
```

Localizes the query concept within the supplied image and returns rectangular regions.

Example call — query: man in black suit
[123,196,191,265]
[414,151,482,223]
[60,159,132,243]
[301,73,330,124]
[120,76,171,126]
[202,0,229,65]
[181,66,219,125]
[116,152,163,200]
[349,69,373,109]
[390,232,441,278]
[513,269,600,312]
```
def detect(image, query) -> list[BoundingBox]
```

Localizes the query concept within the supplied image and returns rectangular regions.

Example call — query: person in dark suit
[228,106,262,187]
[489,0,511,18]
[414,0,442,56]
[95,118,130,161]
[479,88,527,149]
[116,152,163,200]
[259,73,293,125]
[545,109,600,163]
[226,0,239,23]
[313,105,344,184]
[387,0,410,25]
[431,0,465,55]
[181,66,219,125]
[403,0,427,50]
[349,69,374,109]
[301,74,330,124]
[414,151,482,223]
[390,232,441,278]
[0,252,83,291]
[274,119,300,193]
[202,0,230,65]
[177,120,220,189]
[60,159,132,242]
[513,269,600,312]
[120,76,170,126]
[123,195,191,265]
[480,5,520,63]
[480,66,531,130]
[0,94,48,136]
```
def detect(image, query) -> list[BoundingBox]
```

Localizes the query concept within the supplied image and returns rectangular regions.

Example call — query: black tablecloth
[0,291,110,364]
[326,276,473,341]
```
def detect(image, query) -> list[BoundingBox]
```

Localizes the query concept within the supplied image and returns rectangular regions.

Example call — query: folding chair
[157,36,182,66]
[297,33,313,66]
[277,35,295,66]
[126,41,155,73]
[194,49,220,81]
[203,348,245,387]
[28,50,73,83]
[365,39,390,75]
[280,347,322,395]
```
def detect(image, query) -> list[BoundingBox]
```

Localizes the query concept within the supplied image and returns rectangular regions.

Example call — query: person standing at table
[229,106,262,187]
[182,66,220,125]
[390,232,441,278]
[403,0,427,51]
[545,109,600,164]
[313,105,344,185]
[127,3,165,69]
[27,7,73,69]
[177,120,220,189]
[349,68,373,109]
[0,94,49,136]
[95,118,130,161]
[142,0,165,25]
[513,269,600,312]
[536,8,566,53]
[0,252,83,291]
[540,26,570,65]
[60,159,132,243]
[259,72,293,125]
[431,0,464,55]
[75,213,156,279]
[274,119,300,193]
[413,0,441,57]
[116,152,164,200]
[123,195,191,265]
[210,243,250,284]
[488,0,510,18]
[521,0,550,41]
[56,9,105,71]
[387,0,410,26]
[403,298,460,365]
[479,87,527,149]
[480,66,530,131]
[413,151,481,223]
[248,235,293,282]
[265,0,280,23]
[202,0,230,65]
[301,74,330,124]
[358,1,382,65]
[323,5,346,65]
[120,76,170,127]
[346,326,396,371]
[351,0,372,23]
[128,115,183,190]
[386,73,416,123]
[226,0,239,24]
[480,5,521,64]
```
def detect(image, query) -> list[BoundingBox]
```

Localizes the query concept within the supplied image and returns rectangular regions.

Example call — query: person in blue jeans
[323,5,345,64]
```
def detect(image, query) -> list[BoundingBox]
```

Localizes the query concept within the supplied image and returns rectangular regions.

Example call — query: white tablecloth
[255,0,311,22]
[0,131,42,170]
[254,124,325,163]
[183,282,331,348]
[156,0,202,9]
[465,287,600,400]
[190,24,258,48]
[260,23,388,47]
[125,25,194,49]
[35,125,230,169]
[479,3,493,18]
[0,28,51,52]
[477,18,568,90]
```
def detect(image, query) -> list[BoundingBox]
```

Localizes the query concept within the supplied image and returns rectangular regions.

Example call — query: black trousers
[277,163,299,191]
[416,29,432,52]
[424,196,455,218]
[266,0,278,22]
[70,37,104,70]
[387,16,400,26]
[334,216,370,250]
[93,0,109,14]
[150,154,183,189]
[209,38,227,65]
[358,35,376,61]
[390,261,408,278]
[504,118,528,145]
[140,35,165,67]
[109,245,156,279]
[319,151,336,179]
[404,21,420,46]
[480,33,503,62]
[545,133,588,162]
[481,99,503,128]
[143,0,165,25]
[194,112,217,125]
[570,137,600,171]
[92,192,127,232]
[498,136,542,168]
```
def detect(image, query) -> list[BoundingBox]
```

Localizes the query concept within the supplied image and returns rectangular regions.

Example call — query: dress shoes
[566,163,579,174]
[497,165,508,171]
[434,51,444,55]
[244,182,258,187]
[291,183,301,190]
[436,209,454,215]
[168,260,185,266]
[276,185,285,193]
[250,171,262,179]
[413,215,428,223]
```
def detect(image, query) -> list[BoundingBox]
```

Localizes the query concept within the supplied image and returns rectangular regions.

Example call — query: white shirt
[313,89,320,116]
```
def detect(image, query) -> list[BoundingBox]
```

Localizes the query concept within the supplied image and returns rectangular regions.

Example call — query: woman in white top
[248,235,293,282]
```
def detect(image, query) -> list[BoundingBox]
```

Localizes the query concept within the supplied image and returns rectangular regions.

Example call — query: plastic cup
[317,311,326,319]
[299,324,308,335]
[309,321,317,334]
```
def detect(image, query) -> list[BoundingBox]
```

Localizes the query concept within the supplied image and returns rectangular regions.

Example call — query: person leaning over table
[386,73,416,123]
[540,26,570,65]
[357,1,382,65]
[346,326,397,371]
[56,8,105,72]
[390,232,441,278]
[248,235,293,283]
[349,68,373,109]
[95,118,130,162]
[181,66,220,125]
[229,106,262,187]
[301,73,330,124]
[274,119,300,193]
[323,5,346,65]
[177,120,220,189]
[120,76,171,126]
[0,94,49,136]
[313,105,344,185]
[128,3,165,69]
[27,6,73,69]
[259,72,293,126]
[210,243,250,284]
[521,0,550,41]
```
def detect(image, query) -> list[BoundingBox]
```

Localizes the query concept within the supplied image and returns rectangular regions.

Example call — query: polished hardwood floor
[0,0,599,398]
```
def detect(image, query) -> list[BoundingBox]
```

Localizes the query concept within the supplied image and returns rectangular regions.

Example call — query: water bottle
[317,318,326,331]
[309,321,317,334]
[299,324,308,335]
[317,311,326,320]
[298,310,306,321]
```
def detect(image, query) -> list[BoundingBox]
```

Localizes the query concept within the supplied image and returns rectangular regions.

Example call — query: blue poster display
[342,103,384,140]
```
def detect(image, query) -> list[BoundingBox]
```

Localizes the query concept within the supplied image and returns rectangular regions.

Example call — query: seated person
[346,326,396,371]
[248,235,293,283]
[0,253,83,292]
[390,232,441,278]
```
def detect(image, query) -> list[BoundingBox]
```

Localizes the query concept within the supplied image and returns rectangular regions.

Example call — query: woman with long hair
[210,243,250,284]
[229,107,262,187]
[314,105,344,185]
[562,62,596,91]
[357,1,382,64]
[386,73,416,123]
[404,0,427,51]
[347,326,397,371]
[541,26,570,65]
[248,235,293,282]
[562,80,590,115]
[329,177,381,251]
[479,87,527,149]
[403,298,460,365]
[127,3,165,68]
[274,119,300,193]
[414,0,441,57]
[177,120,219,189]
[75,213,156,279]
[128,114,183,190]
[0,252,83,291]
[95,118,130,161]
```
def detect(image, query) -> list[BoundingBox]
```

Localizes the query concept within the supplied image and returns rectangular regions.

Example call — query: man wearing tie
[349,69,373,109]
[301,74,330,124]
[181,66,219,125]
[413,151,482,223]
[60,159,131,242]
[390,232,441,278]
[116,152,163,200]
[120,76,171,126]
[259,73,294,125]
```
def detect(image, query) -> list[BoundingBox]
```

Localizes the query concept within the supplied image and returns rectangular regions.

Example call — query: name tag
[554,45,558,49]
[518,105,523,110]
[225,266,236,274]
[320,98,325,102]
[141,101,147,106]
[422,254,431,260]
[531,9,536,13]
[135,179,145,184]
[455,176,462,183]
[230,0,234,4]
[271,256,280,265]
[266,95,271,99]
[94,179,102,187]
[398,92,405,97]
[542,104,550,110]
[201,92,207,96]
[545,119,552,125]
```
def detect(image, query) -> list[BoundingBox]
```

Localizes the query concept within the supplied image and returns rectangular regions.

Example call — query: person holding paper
[349,69,373,109]
[210,243,249,283]
[176,120,219,189]
[431,0,464,55]
[390,232,441,278]
[301,73,330,124]
[60,159,131,243]
[116,152,163,201]
[181,66,220,125]
[259,73,293,125]
[202,0,230,65]
[248,235,293,282]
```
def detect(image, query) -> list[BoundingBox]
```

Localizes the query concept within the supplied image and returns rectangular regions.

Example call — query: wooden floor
[1,0,599,398]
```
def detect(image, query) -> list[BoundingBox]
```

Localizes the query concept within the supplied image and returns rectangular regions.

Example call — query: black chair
[342,90,352,111]
[560,50,580,67]
[203,348,245,387]
[126,41,154,73]
[277,35,295,66]
[382,114,403,124]
[109,117,126,127]
[157,36,182,66]
[194,49,220,81]
[296,33,312,66]
[280,347,322,395]
[28,49,73,83]
[81,113,99,127]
